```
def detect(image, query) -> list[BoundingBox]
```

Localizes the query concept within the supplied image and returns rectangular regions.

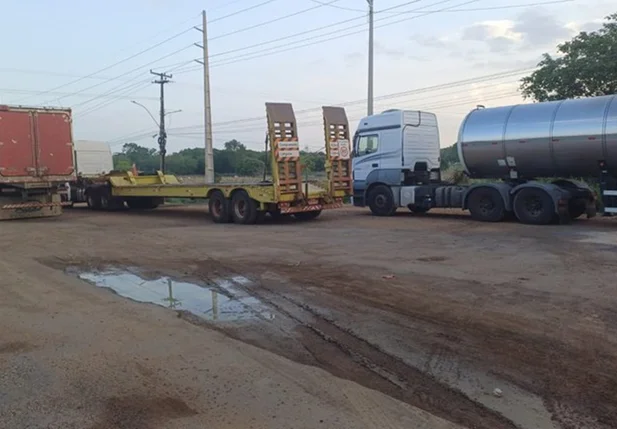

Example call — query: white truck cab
[352,109,441,215]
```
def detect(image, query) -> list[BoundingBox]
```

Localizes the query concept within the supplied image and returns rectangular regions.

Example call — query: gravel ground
[1,204,616,429]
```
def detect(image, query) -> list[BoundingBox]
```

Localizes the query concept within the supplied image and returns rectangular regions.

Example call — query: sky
[0,0,615,155]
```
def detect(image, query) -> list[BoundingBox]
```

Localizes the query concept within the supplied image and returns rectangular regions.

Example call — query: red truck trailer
[0,105,75,220]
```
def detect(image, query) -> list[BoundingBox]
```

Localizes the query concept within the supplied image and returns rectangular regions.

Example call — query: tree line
[113,139,326,177]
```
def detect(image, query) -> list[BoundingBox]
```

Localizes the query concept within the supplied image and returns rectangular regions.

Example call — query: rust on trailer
[322,106,353,196]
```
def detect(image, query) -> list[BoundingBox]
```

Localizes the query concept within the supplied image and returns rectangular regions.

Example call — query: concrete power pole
[367,0,374,116]
[150,69,172,173]
[194,11,215,183]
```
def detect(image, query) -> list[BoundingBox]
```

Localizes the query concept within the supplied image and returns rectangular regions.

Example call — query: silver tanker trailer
[351,94,617,225]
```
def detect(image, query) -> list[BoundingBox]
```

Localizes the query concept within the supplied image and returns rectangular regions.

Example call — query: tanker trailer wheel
[513,188,554,225]
[467,188,505,222]
[231,190,258,225]
[208,190,231,224]
[367,185,397,216]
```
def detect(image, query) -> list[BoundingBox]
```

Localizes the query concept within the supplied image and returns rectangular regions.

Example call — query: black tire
[367,185,397,216]
[294,210,322,221]
[208,191,231,223]
[231,190,258,225]
[513,188,555,225]
[568,199,587,219]
[86,191,101,210]
[467,187,506,222]
[409,206,429,214]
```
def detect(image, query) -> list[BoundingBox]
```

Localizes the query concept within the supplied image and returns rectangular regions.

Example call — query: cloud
[374,40,404,58]
[459,9,575,53]
[344,52,364,67]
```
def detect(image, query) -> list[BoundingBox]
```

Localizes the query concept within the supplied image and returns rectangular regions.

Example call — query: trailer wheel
[208,191,231,223]
[513,188,555,225]
[294,210,322,221]
[367,185,397,216]
[467,188,505,222]
[231,190,258,225]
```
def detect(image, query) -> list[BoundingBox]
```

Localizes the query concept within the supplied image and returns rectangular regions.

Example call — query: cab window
[356,134,379,156]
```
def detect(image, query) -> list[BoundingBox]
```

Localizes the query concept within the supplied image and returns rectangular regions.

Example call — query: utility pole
[194,11,215,183]
[150,69,172,172]
[367,0,374,116]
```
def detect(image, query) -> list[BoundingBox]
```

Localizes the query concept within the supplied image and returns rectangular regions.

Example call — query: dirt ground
[1,204,616,429]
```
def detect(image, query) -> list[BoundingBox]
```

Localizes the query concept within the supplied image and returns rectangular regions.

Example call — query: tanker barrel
[457,94,617,179]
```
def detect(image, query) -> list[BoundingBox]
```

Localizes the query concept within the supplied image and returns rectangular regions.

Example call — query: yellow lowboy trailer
[84,102,353,224]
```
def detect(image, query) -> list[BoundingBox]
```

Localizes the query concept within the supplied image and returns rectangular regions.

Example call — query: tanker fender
[463,182,514,211]
[510,181,571,215]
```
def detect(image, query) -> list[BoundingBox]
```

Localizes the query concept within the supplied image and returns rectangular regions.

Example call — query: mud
[2,205,617,428]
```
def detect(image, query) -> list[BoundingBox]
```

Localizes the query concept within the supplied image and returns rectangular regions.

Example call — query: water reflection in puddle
[78,269,274,322]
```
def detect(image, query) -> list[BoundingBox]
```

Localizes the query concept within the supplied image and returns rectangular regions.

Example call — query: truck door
[35,111,74,178]
[0,109,37,178]
[352,133,380,184]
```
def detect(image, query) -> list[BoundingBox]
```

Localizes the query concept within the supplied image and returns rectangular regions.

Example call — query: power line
[16,27,196,105]
[310,0,572,13]
[57,50,193,109]
[308,0,368,12]
[0,87,158,101]
[177,0,471,71]
[75,61,190,118]
[208,0,425,58]
[111,67,530,141]
[381,0,574,13]
[209,0,344,41]
[209,0,280,24]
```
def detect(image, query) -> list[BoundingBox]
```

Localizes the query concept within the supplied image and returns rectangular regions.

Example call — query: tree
[520,14,617,101]
[224,139,245,152]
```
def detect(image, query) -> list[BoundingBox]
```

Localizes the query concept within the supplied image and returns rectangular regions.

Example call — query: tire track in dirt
[191,264,519,429]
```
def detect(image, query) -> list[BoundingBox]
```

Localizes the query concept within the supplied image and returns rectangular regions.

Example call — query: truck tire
[86,191,101,210]
[208,191,231,223]
[467,188,505,222]
[294,210,322,221]
[367,185,397,216]
[513,188,555,225]
[231,190,258,225]
[567,199,587,219]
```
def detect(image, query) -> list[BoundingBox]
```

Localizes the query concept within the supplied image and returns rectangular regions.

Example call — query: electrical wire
[111,67,530,142]
[16,27,196,105]
[380,0,574,13]
[310,0,572,13]
[53,50,194,109]
[209,0,344,41]
[75,60,192,118]
[208,0,280,24]
[177,0,470,71]
[208,0,426,58]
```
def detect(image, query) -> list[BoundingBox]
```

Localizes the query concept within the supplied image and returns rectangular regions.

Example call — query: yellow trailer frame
[86,103,353,224]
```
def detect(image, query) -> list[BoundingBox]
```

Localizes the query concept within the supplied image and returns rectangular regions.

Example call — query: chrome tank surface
[457,94,617,179]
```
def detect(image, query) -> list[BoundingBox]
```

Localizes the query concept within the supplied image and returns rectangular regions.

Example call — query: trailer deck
[85,102,352,222]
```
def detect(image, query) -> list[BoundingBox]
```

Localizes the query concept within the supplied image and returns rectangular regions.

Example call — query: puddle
[77,268,274,322]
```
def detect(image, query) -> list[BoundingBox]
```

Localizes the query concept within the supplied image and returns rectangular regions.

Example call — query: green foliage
[439,144,459,170]
[520,13,617,101]
[113,140,326,177]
